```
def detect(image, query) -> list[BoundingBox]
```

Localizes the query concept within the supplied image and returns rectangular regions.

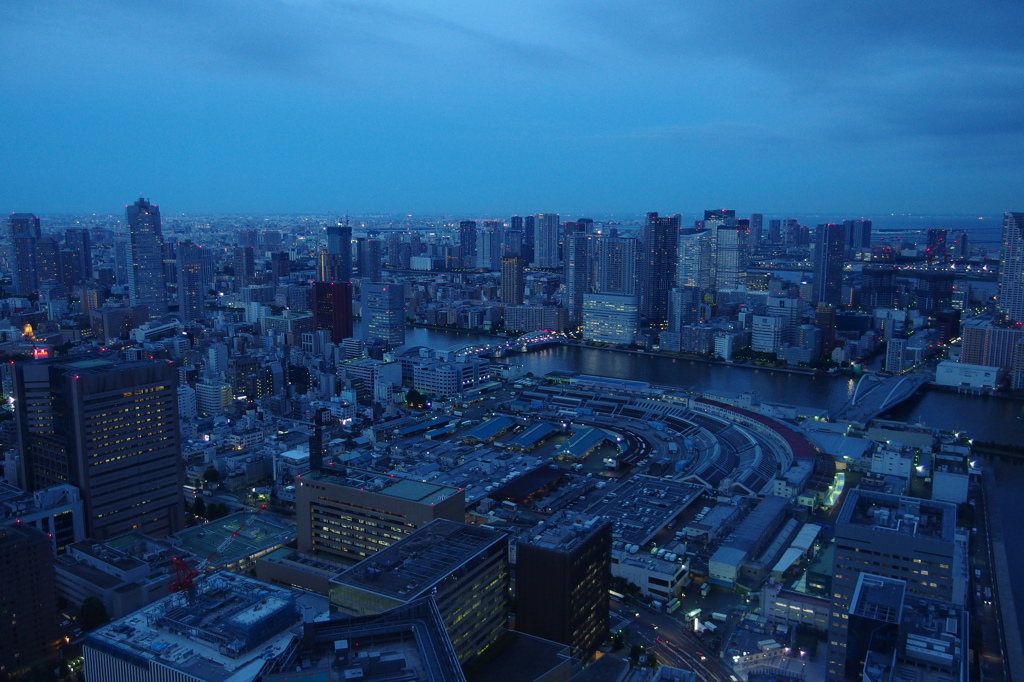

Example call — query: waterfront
[404,327,1024,640]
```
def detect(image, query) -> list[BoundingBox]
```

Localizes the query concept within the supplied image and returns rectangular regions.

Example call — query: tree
[192,496,207,518]
[405,389,427,409]
[79,596,109,630]
[207,502,231,521]
[203,466,222,483]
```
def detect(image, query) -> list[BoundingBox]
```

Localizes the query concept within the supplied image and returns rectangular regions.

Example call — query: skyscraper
[534,213,560,268]
[640,212,680,328]
[926,228,948,264]
[176,242,207,322]
[64,228,92,282]
[997,212,1024,323]
[500,257,525,306]
[750,213,764,248]
[34,234,62,284]
[676,228,712,290]
[126,197,168,315]
[812,223,846,306]
[714,221,748,290]
[843,219,872,252]
[14,357,185,540]
[233,246,257,287]
[459,220,477,269]
[312,280,354,343]
[596,236,639,295]
[363,283,405,345]
[325,220,353,281]
[564,232,591,327]
[356,238,382,281]
[0,523,60,677]
[9,212,41,294]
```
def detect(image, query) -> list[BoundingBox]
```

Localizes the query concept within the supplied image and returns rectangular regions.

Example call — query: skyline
[3,1,1024,215]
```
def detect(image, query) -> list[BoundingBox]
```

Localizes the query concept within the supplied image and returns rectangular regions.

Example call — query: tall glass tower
[126,197,167,315]
[998,212,1024,323]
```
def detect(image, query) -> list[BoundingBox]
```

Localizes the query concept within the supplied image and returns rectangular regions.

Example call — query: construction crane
[168,505,268,593]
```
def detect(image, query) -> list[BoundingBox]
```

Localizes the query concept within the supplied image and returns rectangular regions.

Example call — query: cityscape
[3,3,1024,682]
[0,206,1020,682]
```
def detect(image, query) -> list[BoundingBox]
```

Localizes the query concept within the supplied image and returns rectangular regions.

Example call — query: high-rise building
[0,523,60,678]
[669,286,703,331]
[9,212,41,294]
[516,513,611,658]
[926,228,948,264]
[176,242,206,322]
[126,197,167,315]
[477,220,501,270]
[825,490,957,681]
[596,236,639,295]
[998,212,1024,323]
[311,281,354,343]
[14,357,184,540]
[812,223,846,306]
[534,213,560,268]
[676,228,712,290]
[500,257,525,306]
[324,220,353,281]
[563,232,591,327]
[640,212,680,328]
[815,303,837,360]
[459,220,478,269]
[355,238,382,281]
[523,214,536,264]
[232,246,257,287]
[952,232,969,260]
[714,221,748,290]
[749,213,764,248]
[582,294,638,345]
[34,234,62,284]
[363,282,405,345]
[64,228,92,282]
[843,219,873,252]
[295,468,464,564]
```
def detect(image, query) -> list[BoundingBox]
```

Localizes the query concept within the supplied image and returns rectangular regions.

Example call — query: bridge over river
[831,371,930,424]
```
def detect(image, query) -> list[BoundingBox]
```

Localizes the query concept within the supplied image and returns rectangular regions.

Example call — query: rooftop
[302,467,461,505]
[171,511,296,568]
[331,520,506,601]
[522,510,609,553]
[839,489,956,541]
[850,573,906,623]
[84,572,301,682]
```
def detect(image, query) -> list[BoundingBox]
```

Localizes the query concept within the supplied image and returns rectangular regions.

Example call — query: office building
[812,223,846,306]
[669,286,703,331]
[582,294,638,345]
[356,238,382,281]
[14,357,185,540]
[125,197,167,315]
[65,228,93,280]
[34,234,62,283]
[750,213,763,247]
[826,490,958,681]
[311,280,354,343]
[516,513,612,658]
[295,468,464,564]
[596,236,639,295]
[842,219,872,253]
[504,305,568,333]
[458,220,477,269]
[534,213,560,267]
[476,220,500,270]
[714,221,748,290]
[0,523,60,678]
[9,212,41,294]
[330,519,509,667]
[175,242,206,322]
[998,212,1024,323]
[327,219,353,280]
[500,257,525,305]
[363,282,405,345]
[676,228,712,290]
[640,212,680,327]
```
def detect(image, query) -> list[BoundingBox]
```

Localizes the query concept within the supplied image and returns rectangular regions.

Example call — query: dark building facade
[516,515,612,659]
[0,523,60,679]
[9,212,41,294]
[126,197,167,315]
[14,357,185,541]
[813,223,846,306]
[640,212,681,328]
[312,280,354,343]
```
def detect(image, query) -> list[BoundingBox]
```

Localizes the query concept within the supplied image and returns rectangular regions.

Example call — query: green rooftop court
[301,468,461,504]
[171,511,296,571]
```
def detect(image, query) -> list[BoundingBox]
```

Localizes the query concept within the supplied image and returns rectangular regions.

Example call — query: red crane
[168,505,268,593]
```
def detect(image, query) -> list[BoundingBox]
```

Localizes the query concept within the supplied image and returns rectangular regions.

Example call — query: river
[402,327,1024,637]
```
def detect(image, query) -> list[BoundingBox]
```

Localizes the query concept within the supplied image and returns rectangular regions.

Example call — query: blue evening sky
[2,1,1022,216]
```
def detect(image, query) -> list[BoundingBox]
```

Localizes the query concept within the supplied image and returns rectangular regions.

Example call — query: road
[614,599,735,681]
